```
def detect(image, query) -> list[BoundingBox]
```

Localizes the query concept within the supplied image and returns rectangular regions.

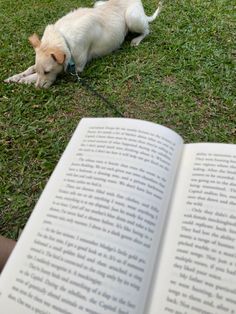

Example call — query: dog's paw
[131,33,148,47]
[18,73,37,85]
[4,74,23,83]
[94,1,106,7]
[5,73,37,85]
[131,38,141,47]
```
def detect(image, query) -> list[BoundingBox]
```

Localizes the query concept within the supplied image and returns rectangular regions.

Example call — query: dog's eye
[44,70,50,75]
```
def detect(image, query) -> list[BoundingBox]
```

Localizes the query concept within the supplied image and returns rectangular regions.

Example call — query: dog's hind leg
[125,3,162,46]
[130,30,150,47]
[125,4,150,46]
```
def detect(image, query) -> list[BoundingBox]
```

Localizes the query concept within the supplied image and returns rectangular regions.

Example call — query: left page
[0,118,183,314]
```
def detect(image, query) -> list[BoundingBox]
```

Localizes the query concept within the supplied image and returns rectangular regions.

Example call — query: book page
[0,118,183,314]
[148,143,236,314]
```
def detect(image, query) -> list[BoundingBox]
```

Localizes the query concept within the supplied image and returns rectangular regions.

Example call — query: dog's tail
[146,1,163,22]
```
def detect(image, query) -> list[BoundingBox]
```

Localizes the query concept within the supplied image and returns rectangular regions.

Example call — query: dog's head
[29,33,65,88]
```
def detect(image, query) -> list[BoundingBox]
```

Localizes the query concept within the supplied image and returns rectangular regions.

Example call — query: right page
[148,143,236,314]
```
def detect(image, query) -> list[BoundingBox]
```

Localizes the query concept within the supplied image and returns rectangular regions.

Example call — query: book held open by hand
[0,118,235,314]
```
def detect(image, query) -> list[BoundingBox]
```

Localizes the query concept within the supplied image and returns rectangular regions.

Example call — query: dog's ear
[29,33,41,49]
[51,50,65,65]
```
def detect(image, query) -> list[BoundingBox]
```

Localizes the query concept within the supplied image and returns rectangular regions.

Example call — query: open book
[0,118,236,314]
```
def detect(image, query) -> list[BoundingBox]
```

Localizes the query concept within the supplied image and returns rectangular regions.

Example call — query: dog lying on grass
[5,0,162,88]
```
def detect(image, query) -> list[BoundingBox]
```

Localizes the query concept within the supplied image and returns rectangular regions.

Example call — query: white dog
[5,0,162,88]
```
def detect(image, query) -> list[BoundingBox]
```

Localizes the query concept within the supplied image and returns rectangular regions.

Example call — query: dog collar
[59,32,77,74]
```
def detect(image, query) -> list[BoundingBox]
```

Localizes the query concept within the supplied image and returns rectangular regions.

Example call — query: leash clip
[69,71,81,82]
[66,60,81,81]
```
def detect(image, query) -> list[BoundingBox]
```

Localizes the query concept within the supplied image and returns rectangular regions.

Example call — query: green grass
[0,0,235,237]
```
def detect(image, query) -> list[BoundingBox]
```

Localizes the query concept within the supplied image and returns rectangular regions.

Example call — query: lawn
[0,0,235,237]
